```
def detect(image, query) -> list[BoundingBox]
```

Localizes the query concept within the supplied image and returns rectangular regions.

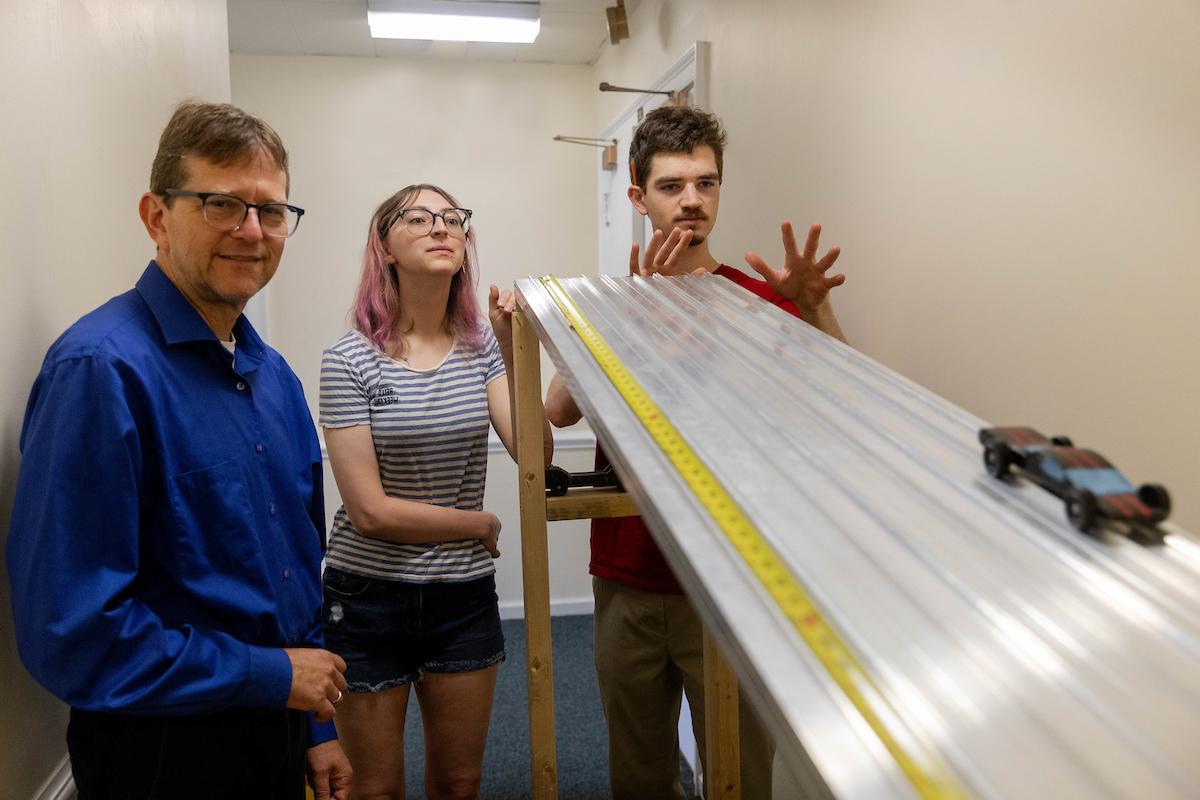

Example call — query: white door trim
[597,41,711,140]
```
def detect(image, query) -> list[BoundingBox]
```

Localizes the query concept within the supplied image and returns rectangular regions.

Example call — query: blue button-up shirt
[7,262,334,745]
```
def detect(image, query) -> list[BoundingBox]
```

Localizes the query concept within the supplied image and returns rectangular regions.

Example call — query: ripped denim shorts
[321,567,506,693]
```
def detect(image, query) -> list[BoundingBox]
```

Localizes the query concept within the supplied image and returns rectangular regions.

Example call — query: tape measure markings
[539,275,965,799]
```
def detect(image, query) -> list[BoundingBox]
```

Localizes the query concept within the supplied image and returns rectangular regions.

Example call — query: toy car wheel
[544,466,570,497]
[1050,435,1073,447]
[1066,488,1098,533]
[1138,483,1171,515]
[983,442,1013,479]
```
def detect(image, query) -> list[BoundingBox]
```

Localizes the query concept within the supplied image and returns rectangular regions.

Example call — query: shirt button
[282,568,291,580]
[269,503,277,516]
[236,381,246,391]
[255,443,264,453]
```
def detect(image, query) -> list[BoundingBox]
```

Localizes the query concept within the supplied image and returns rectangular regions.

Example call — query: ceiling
[226,0,636,65]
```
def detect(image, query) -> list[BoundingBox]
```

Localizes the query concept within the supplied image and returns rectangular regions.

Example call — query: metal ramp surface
[516,273,1200,800]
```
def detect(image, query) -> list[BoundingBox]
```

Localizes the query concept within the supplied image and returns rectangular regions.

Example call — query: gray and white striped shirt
[319,328,505,582]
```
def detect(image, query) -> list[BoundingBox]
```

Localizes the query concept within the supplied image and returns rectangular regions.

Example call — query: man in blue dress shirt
[7,101,352,799]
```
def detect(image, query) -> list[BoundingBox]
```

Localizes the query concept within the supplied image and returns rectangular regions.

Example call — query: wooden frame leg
[513,310,557,799]
[704,625,741,800]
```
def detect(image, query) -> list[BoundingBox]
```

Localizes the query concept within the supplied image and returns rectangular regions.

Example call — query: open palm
[745,222,845,316]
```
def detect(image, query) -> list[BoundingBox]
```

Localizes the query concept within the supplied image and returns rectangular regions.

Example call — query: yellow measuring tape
[540,275,966,799]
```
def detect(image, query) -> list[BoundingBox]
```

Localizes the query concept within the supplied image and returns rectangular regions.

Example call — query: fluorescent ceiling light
[368,1,541,44]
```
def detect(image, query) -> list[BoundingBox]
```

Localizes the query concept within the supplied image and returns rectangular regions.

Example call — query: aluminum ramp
[516,273,1200,800]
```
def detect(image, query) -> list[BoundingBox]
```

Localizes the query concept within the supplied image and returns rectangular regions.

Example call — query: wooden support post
[513,310,557,799]
[704,625,741,800]
[512,298,736,798]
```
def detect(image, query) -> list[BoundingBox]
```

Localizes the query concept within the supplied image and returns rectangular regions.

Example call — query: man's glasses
[164,189,305,238]
[391,208,472,238]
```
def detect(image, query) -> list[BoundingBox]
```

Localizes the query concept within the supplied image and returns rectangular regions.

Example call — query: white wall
[231,54,598,403]
[0,1,231,796]
[592,0,1200,532]
[232,54,600,612]
[591,1,711,127]
[589,3,1200,793]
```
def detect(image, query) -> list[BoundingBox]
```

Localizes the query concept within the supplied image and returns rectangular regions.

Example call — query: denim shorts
[322,568,506,693]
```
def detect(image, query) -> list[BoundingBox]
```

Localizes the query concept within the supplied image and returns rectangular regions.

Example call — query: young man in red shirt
[545,105,847,799]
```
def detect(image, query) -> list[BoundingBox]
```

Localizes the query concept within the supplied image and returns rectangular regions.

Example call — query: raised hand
[630,227,698,277]
[745,222,845,317]
[488,284,517,352]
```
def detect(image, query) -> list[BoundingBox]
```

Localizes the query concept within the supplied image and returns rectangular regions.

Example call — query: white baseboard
[499,597,594,620]
[34,754,74,800]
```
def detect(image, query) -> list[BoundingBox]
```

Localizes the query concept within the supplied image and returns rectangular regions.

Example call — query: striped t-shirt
[319,328,505,582]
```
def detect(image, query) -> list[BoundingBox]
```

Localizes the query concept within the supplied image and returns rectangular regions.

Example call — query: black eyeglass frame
[386,207,474,238]
[163,189,306,238]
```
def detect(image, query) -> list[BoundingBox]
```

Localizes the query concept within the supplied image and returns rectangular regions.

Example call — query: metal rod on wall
[598,82,690,106]
[552,135,619,170]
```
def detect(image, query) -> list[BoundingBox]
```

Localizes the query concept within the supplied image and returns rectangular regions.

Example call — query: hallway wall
[592,0,1200,531]
[232,53,601,615]
[0,1,231,795]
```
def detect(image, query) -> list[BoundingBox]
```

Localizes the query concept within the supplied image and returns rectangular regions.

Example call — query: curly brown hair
[629,105,727,189]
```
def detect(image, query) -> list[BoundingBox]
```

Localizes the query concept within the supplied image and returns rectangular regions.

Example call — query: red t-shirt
[589,265,804,594]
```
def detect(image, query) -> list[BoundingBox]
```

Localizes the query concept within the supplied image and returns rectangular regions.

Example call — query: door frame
[594,42,710,277]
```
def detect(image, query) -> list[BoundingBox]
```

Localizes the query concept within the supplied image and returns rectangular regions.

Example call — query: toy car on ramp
[979,426,1171,534]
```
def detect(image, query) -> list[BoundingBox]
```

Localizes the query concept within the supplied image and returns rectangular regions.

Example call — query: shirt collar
[136,261,267,366]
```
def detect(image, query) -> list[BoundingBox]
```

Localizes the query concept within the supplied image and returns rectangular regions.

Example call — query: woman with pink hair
[318,184,547,798]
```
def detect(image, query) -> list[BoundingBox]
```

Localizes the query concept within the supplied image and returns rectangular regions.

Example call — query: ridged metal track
[516,273,1200,799]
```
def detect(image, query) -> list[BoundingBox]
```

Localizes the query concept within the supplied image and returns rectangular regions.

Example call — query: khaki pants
[593,577,774,800]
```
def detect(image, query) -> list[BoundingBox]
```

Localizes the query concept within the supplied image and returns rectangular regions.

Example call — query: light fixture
[367,1,541,44]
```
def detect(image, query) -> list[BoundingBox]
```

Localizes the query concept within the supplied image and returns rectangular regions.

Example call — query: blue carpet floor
[400,614,697,798]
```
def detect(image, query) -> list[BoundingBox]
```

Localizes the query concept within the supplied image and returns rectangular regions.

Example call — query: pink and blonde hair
[351,184,484,357]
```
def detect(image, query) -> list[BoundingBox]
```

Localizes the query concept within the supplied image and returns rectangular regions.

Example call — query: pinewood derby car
[979,426,1171,534]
